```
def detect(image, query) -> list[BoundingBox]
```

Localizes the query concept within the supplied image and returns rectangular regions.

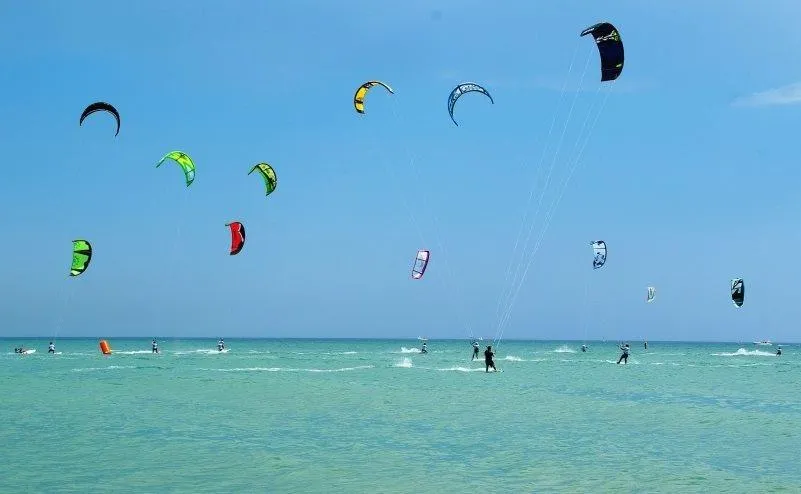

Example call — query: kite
[248,163,277,196]
[157,151,195,187]
[447,83,493,126]
[646,286,655,303]
[590,240,607,269]
[354,81,394,114]
[731,278,744,308]
[580,22,624,82]
[412,250,430,279]
[79,102,121,136]
[70,239,92,277]
[226,221,246,256]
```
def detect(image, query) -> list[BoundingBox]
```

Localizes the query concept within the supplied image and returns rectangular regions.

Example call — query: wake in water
[399,347,421,354]
[712,348,776,357]
[173,349,230,355]
[553,345,576,353]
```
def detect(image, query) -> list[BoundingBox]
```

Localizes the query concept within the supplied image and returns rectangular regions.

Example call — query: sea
[2,338,799,493]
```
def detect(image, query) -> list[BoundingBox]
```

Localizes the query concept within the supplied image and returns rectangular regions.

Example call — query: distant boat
[753,340,772,346]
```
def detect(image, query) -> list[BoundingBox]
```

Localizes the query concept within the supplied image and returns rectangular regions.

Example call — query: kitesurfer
[48,342,55,354]
[484,346,497,372]
[217,338,225,351]
[581,344,587,352]
[421,342,428,354]
[152,339,159,354]
[776,345,782,356]
[471,340,480,360]
[617,343,630,364]
[644,341,648,350]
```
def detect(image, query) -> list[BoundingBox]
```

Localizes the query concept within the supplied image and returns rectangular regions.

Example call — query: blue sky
[2,0,801,341]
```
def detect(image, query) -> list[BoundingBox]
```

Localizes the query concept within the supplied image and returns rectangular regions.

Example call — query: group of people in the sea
[418,338,786,371]
[13,341,56,354]
[13,339,228,355]
[420,339,499,372]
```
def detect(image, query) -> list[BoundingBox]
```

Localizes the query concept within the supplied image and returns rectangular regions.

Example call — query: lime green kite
[248,163,277,196]
[70,239,92,277]
[157,151,195,187]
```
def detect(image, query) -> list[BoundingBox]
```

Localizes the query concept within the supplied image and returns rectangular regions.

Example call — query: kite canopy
[354,81,394,114]
[70,239,92,277]
[157,151,195,187]
[590,240,607,269]
[79,102,121,136]
[226,221,246,256]
[447,82,494,126]
[580,22,624,82]
[646,286,655,303]
[411,250,430,279]
[731,278,744,307]
[248,163,277,196]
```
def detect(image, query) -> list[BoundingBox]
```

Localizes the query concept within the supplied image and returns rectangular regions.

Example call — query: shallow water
[2,338,799,493]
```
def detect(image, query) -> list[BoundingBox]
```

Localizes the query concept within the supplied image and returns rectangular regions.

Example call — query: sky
[1,0,801,342]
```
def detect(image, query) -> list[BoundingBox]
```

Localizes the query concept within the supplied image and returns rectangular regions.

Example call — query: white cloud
[732,82,801,107]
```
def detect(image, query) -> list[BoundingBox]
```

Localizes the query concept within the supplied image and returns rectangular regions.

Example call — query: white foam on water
[712,348,776,357]
[394,357,414,368]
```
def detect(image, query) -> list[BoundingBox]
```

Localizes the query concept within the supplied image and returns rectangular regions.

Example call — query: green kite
[157,151,195,187]
[248,163,277,196]
[70,239,92,277]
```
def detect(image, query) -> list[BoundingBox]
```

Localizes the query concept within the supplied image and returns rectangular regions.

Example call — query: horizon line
[2,336,792,344]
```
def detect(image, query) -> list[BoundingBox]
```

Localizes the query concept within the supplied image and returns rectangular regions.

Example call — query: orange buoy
[99,340,112,355]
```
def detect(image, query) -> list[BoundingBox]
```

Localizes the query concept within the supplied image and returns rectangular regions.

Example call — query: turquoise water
[2,338,800,493]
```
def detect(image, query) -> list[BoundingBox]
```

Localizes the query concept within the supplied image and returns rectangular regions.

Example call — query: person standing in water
[617,343,630,364]
[217,338,225,351]
[471,340,480,360]
[48,342,55,354]
[151,339,159,354]
[776,345,782,356]
[644,340,648,350]
[484,346,497,372]
[420,342,428,354]
[581,344,587,353]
